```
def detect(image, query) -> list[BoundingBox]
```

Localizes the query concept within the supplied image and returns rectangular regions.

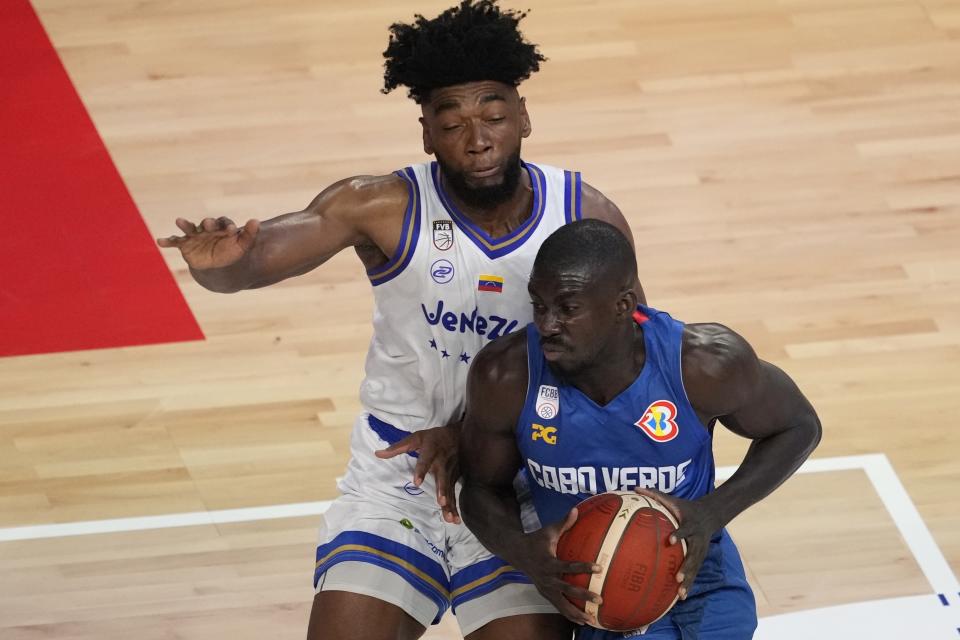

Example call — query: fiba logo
[433,220,454,251]
[430,259,454,284]
[537,403,556,419]
[635,400,680,443]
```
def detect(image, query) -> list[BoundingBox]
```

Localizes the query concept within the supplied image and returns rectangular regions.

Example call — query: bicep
[460,349,526,491]
[718,361,816,440]
[250,179,377,284]
[686,324,816,440]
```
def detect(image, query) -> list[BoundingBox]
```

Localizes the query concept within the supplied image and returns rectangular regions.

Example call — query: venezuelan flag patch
[477,274,504,293]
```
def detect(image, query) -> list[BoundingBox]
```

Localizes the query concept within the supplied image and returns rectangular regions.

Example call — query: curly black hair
[382,0,546,104]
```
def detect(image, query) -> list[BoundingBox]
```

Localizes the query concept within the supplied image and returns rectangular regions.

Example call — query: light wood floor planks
[2,0,959,637]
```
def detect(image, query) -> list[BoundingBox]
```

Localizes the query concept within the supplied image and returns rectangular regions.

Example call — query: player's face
[528,269,620,376]
[420,81,531,209]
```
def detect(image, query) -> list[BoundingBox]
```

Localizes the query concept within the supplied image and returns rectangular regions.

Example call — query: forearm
[460,482,529,567]
[704,414,821,529]
[187,222,316,292]
[189,258,256,293]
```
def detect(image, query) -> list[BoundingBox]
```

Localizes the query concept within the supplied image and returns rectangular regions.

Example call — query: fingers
[156,236,182,248]
[175,218,198,235]
[237,219,260,252]
[558,507,579,535]
[435,465,461,524]
[374,434,421,461]
[676,546,704,599]
[550,589,599,627]
[558,560,602,576]
[634,487,685,524]
[558,581,602,606]
[412,447,434,486]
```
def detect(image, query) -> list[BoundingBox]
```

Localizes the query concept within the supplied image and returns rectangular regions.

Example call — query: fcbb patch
[536,384,560,419]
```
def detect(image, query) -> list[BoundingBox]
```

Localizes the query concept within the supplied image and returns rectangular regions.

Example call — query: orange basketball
[556,491,687,632]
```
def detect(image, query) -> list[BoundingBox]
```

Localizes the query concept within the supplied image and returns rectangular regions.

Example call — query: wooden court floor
[2,0,959,638]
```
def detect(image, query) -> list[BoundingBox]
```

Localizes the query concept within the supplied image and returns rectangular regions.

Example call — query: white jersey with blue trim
[360,160,583,432]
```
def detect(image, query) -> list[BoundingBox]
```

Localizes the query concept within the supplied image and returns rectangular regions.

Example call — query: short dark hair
[533,220,638,288]
[382,0,546,104]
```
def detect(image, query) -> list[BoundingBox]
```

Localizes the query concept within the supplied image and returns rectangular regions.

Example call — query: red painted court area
[0,1,202,357]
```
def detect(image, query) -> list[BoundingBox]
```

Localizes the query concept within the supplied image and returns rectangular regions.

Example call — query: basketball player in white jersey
[158,2,640,638]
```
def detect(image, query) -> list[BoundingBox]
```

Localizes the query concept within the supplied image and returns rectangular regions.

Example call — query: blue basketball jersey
[515,305,757,638]
[516,305,715,526]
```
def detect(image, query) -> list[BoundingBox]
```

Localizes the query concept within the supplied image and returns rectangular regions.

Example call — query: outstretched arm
[156,174,408,292]
[637,323,821,598]
[459,332,600,625]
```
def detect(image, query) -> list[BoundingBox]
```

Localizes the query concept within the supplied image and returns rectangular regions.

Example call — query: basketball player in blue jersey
[157,2,642,639]
[460,219,822,639]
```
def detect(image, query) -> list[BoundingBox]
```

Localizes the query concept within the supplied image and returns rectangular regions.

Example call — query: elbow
[802,411,823,458]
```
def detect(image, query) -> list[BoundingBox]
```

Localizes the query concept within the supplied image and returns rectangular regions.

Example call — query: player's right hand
[156,217,260,270]
[515,507,603,627]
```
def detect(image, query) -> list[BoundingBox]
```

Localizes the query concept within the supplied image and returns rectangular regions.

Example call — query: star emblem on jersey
[635,400,680,443]
[432,220,454,251]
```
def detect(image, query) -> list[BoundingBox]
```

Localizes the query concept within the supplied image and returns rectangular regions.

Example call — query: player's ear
[616,286,638,316]
[420,116,435,155]
[519,97,532,139]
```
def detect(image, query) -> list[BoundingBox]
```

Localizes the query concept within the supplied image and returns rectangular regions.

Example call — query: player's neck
[569,325,646,407]
[441,171,534,238]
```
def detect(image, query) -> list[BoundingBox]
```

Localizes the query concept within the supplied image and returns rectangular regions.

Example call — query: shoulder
[470,329,529,391]
[578,180,634,247]
[681,323,761,415]
[578,180,620,220]
[306,173,410,220]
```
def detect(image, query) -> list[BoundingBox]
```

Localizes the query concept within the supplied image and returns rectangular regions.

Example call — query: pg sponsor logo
[531,423,558,445]
[536,385,559,419]
[635,400,679,443]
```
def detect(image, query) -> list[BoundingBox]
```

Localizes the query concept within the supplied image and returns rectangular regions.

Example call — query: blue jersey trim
[574,171,583,221]
[450,556,532,611]
[431,161,547,259]
[368,167,421,286]
[367,414,419,458]
[315,531,450,622]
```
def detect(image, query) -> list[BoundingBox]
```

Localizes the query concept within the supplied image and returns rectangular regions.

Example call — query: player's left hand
[375,422,462,524]
[633,487,721,601]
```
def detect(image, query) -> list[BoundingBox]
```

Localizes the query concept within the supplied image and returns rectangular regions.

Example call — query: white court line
[716,453,959,595]
[1,453,958,596]
[0,500,333,542]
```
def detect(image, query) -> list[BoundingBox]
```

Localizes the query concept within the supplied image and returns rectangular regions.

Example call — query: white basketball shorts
[314,413,556,635]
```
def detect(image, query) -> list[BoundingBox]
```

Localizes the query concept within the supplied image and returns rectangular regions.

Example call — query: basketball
[556,491,687,632]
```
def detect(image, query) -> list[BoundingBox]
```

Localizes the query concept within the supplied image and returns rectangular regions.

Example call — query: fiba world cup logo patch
[635,400,679,443]
[536,384,560,419]
[433,220,454,251]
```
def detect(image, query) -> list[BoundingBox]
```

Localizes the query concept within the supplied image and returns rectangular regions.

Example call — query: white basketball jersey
[360,160,585,431]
